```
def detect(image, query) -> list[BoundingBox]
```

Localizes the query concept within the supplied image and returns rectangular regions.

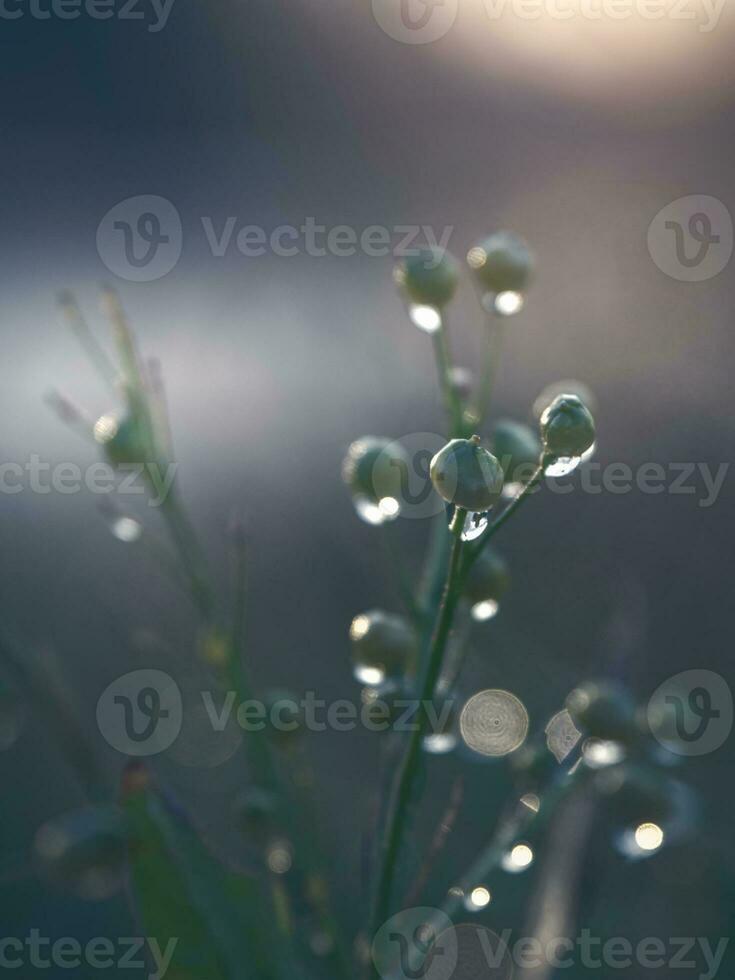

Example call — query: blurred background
[1,1,734,976]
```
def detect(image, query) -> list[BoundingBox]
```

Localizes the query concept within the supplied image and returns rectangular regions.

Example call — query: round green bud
[349,610,416,685]
[565,680,637,743]
[393,248,460,308]
[261,688,305,745]
[234,786,279,840]
[93,414,149,468]
[430,435,504,512]
[463,549,509,605]
[34,804,128,899]
[341,437,408,507]
[491,419,542,483]
[467,232,533,295]
[539,393,596,459]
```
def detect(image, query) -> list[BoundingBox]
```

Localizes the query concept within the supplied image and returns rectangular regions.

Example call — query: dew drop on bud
[484,291,524,317]
[422,732,457,755]
[408,304,442,334]
[110,516,142,543]
[461,511,489,541]
[470,599,499,622]
[352,494,400,526]
[544,456,581,478]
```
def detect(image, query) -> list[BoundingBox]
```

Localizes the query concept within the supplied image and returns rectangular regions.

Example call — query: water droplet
[501,481,524,500]
[461,511,489,541]
[520,793,541,813]
[352,495,401,526]
[266,839,293,874]
[423,732,457,755]
[465,886,492,910]
[460,689,529,757]
[544,456,581,477]
[581,441,597,462]
[583,738,626,769]
[353,664,385,687]
[471,599,499,622]
[501,843,534,873]
[546,709,582,762]
[408,304,442,334]
[110,516,142,543]
[616,822,665,859]
[93,413,119,444]
[493,291,524,317]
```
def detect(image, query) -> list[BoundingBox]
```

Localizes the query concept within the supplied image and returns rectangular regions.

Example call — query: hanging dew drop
[408,304,442,334]
[471,599,499,622]
[461,511,489,542]
[352,494,400,526]
[353,664,386,687]
[544,456,581,478]
[423,732,457,755]
[110,516,142,543]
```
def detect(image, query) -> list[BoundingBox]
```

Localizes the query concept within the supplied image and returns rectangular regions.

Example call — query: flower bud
[463,549,510,608]
[491,419,542,484]
[430,435,504,512]
[341,437,408,522]
[467,232,533,296]
[393,248,460,309]
[565,681,637,743]
[93,414,148,468]
[34,805,128,900]
[349,610,417,686]
[539,394,595,459]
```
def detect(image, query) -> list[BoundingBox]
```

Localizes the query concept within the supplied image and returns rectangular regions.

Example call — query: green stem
[368,507,467,963]
[465,462,546,571]
[431,324,463,438]
[468,313,504,432]
[159,489,215,624]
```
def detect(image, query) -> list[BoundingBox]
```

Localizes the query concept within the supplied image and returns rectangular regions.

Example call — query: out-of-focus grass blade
[121,764,292,980]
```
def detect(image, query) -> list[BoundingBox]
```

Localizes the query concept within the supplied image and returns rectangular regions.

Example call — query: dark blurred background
[1,1,734,976]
